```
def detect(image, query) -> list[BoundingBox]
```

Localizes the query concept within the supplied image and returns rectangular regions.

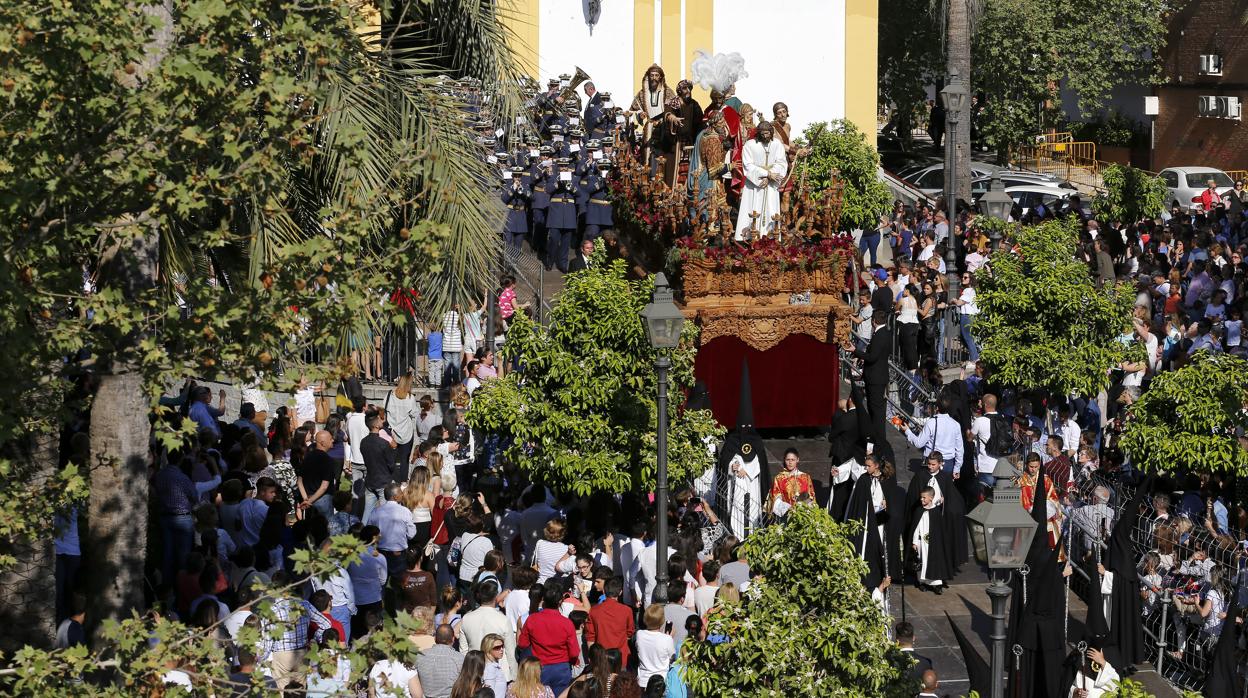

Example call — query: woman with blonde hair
[533,518,576,584]
[508,656,554,698]
[410,605,438,650]
[714,581,740,607]
[402,465,440,552]
[480,633,509,697]
[425,450,445,479]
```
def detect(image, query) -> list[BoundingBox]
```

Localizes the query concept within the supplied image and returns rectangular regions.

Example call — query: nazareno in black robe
[1006,466,1068,698]
[713,360,769,533]
[1104,477,1150,667]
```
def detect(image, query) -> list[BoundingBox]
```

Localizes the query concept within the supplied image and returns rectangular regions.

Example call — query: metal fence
[502,244,553,326]
[1063,471,1247,694]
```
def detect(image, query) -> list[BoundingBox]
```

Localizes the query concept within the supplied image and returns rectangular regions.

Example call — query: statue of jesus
[735,120,788,241]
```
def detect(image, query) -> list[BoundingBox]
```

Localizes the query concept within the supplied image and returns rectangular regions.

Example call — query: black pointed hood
[1204,582,1242,698]
[1025,460,1050,565]
[686,381,710,412]
[1107,477,1150,578]
[946,612,991,697]
[715,359,769,498]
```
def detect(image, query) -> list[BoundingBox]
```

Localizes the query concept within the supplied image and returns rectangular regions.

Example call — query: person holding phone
[634,604,675,690]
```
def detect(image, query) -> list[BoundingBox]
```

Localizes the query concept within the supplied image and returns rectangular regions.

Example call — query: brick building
[1152,0,1248,171]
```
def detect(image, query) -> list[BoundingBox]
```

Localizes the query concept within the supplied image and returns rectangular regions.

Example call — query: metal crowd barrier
[1062,472,1247,694]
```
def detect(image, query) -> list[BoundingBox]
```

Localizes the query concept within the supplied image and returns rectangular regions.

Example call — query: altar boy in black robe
[906,486,953,593]
[904,450,966,582]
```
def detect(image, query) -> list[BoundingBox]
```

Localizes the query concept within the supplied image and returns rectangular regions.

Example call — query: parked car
[970,174,1076,197]
[903,162,1059,196]
[973,183,1086,219]
[1157,167,1236,212]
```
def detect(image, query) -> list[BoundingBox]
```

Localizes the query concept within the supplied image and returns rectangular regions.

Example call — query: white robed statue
[735,120,788,240]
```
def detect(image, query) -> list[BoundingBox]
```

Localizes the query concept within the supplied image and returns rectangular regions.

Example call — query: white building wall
[712,0,846,135]
[530,0,847,136]
[537,0,636,104]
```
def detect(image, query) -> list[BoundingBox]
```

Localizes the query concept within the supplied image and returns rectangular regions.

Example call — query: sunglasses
[492,645,504,651]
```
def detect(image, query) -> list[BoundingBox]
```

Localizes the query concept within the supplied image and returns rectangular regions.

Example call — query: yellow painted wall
[684,0,713,104]
[633,0,656,95]
[661,0,682,80]
[500,0,540,77]
[844,0,878,147]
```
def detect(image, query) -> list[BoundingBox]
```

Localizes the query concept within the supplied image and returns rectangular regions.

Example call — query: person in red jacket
[1200,179,1222,213]
[517,583,579,696]
[585,576,636,667]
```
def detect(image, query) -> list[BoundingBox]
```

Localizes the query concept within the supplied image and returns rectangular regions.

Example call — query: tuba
[560,66,591,103]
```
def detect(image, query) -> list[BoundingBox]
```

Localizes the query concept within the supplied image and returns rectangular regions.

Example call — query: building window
[1199,54,1223,76]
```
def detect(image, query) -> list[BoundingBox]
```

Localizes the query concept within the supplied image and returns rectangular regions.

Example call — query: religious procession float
[608,53,856,429]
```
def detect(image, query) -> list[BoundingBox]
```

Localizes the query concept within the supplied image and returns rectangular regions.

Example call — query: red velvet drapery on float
[694,333,839,429]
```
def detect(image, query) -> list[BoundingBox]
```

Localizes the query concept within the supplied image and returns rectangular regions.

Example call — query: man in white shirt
[638,538,675,606]
[616,522,646,607]
[933,212,949,245]
[693,561,722,617]
[346,397,369,516]
[971,393,1004,488]
[905,400,965,475]
[1118,318,1156,403]
[1059,405,1081,457]
[457,580,517,680]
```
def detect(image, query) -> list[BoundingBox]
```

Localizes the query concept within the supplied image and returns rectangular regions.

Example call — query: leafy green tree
[0,0,517,641]
[1093,164,1169,225]
[974,218,1139,396]
[466,258,723,495]
[971,0,1168,154]
[681,504,913,697]
[878,0,942,147]
[1120,352,1248,476]
[793,120,892,232]
[972,0,1059,154]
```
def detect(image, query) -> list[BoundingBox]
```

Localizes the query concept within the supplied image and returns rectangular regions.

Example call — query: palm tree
[932,0,978,205]
[0,0,528,633]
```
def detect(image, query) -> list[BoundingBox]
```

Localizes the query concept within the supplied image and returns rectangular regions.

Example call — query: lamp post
[940,72,970,356]
[980,170,1014,253]
[966,458,1039,698]
[641,272,684,604]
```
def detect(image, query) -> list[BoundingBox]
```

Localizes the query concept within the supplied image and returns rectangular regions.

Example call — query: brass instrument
[560,67,591,104]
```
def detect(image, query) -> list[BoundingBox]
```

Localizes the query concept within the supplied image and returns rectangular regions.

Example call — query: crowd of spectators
[848,178,1248,691]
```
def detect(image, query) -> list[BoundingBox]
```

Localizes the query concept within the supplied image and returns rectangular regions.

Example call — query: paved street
[762,424,1180,697]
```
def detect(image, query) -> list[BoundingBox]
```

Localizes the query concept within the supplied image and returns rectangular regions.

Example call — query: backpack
[983,414,1017,458]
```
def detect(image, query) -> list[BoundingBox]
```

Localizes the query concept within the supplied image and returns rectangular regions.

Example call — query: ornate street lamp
[641,272,683,603]
[981,170,1015,223]
[966,458,1038,698]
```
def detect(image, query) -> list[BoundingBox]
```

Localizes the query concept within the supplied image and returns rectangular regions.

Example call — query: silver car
[1158,167,1235,213]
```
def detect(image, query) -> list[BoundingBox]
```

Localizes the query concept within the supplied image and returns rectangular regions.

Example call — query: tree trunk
[947,0,972,206]
[85,1,172,627]
[87,371,153,623]
[0,429,60,651]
